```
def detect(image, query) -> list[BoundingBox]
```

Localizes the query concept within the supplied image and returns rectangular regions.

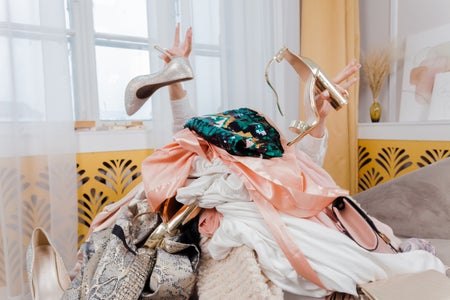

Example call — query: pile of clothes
[62,108,445,299]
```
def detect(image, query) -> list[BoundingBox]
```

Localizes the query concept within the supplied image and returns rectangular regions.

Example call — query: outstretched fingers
[160,24,192,62]
[333,59,361,85]
[317,72,359,103]
[182,27,192,57]
[323,59,361,99]
[173,23,181,49]
[340,77,358,90]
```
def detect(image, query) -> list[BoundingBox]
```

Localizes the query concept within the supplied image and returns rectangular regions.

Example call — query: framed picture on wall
[399,23,450,121]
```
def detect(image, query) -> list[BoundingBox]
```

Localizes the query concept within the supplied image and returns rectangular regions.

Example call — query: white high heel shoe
[26,227,71,300]
[124,46,194,116]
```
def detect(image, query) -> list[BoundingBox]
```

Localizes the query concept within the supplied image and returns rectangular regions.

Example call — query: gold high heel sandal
[124,46,194,116]
[26,227,71,300]
[265,47,348,146]
[144,203,202,249]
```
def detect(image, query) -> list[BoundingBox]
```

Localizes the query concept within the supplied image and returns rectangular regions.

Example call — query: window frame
[67,0,222,122]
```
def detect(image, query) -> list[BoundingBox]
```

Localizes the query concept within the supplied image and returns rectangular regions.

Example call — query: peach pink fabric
[198,208,223,238]
[141,128,348,288]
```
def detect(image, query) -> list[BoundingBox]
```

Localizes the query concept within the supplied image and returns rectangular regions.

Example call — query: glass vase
[370,100,381,122]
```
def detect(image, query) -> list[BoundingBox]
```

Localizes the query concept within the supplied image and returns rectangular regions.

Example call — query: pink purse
[332,196,398,254]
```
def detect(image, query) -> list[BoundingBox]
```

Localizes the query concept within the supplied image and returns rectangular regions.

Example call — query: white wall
[359,0,450,123]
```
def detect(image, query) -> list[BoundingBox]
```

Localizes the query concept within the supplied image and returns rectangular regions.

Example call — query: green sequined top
[184,107,284,159]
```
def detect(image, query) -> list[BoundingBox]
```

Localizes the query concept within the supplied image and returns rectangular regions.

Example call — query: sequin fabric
[184,107,284,159]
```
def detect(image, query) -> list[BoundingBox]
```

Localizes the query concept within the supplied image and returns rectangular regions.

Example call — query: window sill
[358,121,450,141]
[77,121,450,154]
[76,127,154,153]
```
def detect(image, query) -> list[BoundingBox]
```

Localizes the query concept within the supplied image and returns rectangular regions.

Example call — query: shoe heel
[144,204,201,249]
[291,54,348,111]
[315,70,348,110]
[154,45,173,60]
[287,119,317,147]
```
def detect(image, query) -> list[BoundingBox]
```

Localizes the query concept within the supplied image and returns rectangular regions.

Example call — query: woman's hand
[160,23,192,63]
[316,59,361,119]
[164,23,193,100]
[308,59,361,138]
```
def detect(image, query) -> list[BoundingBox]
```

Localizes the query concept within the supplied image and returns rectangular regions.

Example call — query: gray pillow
[353,158,450,239]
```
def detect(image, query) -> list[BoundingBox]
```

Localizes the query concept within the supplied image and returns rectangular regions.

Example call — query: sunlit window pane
[0,0,7,22]
[192,0,219,45]
[194,55,221,115]
[0,37,14,121]
[93,0,148,37]
[7,0,40,25]
[6,0,66,27]
[96,46,150,120]
[10,38,45,121]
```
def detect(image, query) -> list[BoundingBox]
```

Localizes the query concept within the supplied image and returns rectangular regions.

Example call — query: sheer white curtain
[149,0,301,147]
[0,0,301,296]
[217,0,301,135]
[0,0,78,298]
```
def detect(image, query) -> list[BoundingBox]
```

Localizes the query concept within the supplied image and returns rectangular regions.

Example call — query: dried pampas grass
[362,46,393,99]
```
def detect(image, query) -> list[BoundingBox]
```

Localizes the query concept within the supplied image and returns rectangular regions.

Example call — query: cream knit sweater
[197,237,284,300]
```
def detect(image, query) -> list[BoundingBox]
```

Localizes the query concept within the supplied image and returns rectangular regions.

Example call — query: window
[67,0,221,121]
[1,0,73,122]
[2,0,300,149]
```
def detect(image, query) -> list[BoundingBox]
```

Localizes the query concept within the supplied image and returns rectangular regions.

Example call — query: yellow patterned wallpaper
[76,149,153,247]
[358,140,450,192]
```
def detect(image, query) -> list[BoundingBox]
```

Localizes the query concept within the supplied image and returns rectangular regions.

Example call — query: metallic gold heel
[285,72,320,146]
[265,47,348,146]
[124,46,194,116]
[314,66,348,110]
[264,48,286,116]
[144,204,202,249]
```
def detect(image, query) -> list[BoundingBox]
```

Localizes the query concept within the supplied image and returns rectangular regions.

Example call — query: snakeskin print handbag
[63,199,200,300]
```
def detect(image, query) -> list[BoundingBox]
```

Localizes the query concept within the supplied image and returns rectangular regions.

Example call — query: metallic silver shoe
[124,48,194,116]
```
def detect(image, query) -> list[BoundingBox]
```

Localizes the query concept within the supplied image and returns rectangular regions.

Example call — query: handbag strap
[332,196,398,253]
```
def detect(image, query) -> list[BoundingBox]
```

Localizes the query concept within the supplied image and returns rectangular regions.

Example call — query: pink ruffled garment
[141,127,349,288]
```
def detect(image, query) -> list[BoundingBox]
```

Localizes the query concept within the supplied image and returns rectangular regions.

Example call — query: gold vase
[370,100,381,122]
